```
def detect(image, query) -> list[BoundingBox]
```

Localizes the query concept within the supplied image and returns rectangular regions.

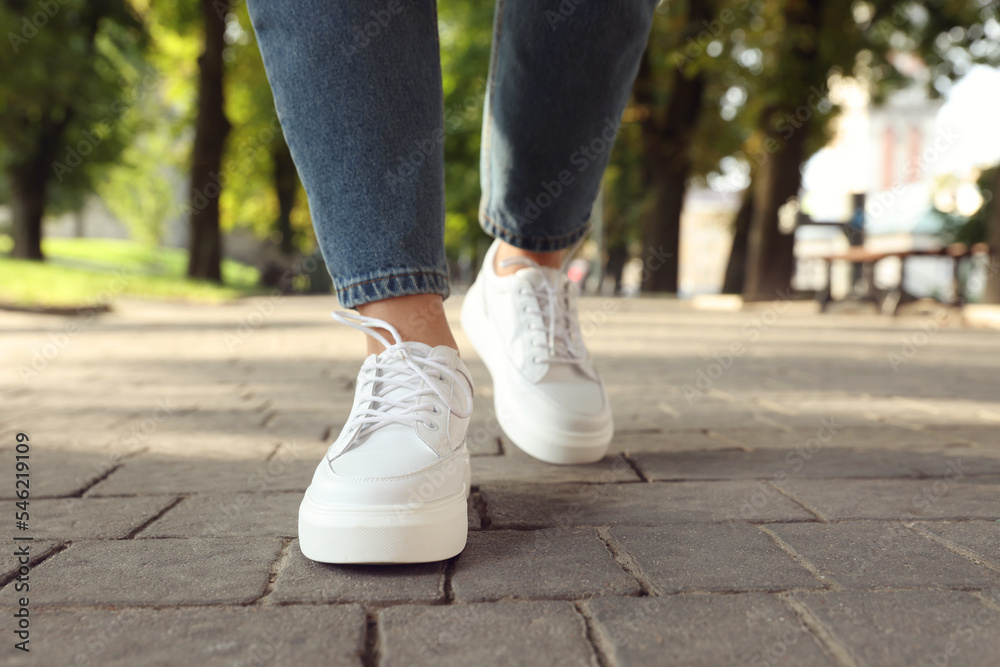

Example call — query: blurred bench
[814,243,991,315]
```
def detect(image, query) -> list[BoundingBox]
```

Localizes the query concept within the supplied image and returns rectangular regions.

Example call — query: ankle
[356,294,459,355]
[494,241,564,277]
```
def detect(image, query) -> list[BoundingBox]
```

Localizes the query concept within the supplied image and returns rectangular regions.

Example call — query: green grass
[0,236,265,308]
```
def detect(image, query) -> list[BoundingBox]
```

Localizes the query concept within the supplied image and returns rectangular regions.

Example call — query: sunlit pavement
[2,295,999,666]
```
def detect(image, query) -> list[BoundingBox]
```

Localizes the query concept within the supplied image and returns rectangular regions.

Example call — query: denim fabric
[248,0,656,307]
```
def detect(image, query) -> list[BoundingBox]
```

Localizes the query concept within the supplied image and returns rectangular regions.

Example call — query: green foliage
[438,0,494,262]
[939,166,997,246]
[0,0,148,199]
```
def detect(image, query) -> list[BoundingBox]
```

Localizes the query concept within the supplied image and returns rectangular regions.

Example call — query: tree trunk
[187,0,231,282]
[8,161,47,261]
[642,162,691,293]
[638,2,709,294]
[743,116,809,300]
[272,139,297,256]
[722,188,754,294]
[742,0,823,301]
[985,168,1000,304]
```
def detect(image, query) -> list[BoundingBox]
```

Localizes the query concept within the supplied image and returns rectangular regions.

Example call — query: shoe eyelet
[425,421,439,430]
[431,405,441,414]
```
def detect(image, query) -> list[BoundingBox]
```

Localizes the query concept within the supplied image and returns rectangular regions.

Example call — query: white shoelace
[498,256,588,366]
[331,311,473,440]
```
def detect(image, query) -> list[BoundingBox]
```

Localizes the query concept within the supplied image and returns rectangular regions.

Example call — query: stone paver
[0,447,122,498]
[586,594,836,666]
[914,521,1000,568]
[139,492,299,538]
[3,295,1000,664]
[472,450,640,485]
[714,424,956,451]
[777,478,1000,520]
[0,540,63,581]
[271,540,444,604]
[2,604,366,667]
[22,496,178,539]
[628,447,922,481]
[609,429,739,453]
[85,456,315,496]
[481,480,814,528]
[378,601,597,666]
[794,590,1000,666]
[610,524,824,593]
[0,538,282,606]
[451,528,640,602]
[767,521,1000,589]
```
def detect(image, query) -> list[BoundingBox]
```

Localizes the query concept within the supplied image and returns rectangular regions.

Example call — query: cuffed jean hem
[479,211,591,253]
[334,270,451,309]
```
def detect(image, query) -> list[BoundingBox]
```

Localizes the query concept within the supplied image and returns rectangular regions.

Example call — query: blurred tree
[186,0,230,281]
[0,0,147,259]
[636,0,713,294]
[221,3,311,258]
[438,0,494,267]
[988,169,1000,304]
[940,166,1000,304]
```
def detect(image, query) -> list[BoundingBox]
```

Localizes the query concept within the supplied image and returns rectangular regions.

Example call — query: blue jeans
[248,0,657,307]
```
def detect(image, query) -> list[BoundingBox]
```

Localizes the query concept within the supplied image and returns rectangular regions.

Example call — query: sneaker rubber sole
[298,488,468,564]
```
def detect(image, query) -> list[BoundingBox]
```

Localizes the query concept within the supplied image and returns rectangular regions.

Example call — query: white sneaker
[298,311,474,564]
[461,240,613,464]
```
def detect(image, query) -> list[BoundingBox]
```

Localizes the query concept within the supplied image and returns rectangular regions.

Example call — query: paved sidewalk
[1,294,999,666]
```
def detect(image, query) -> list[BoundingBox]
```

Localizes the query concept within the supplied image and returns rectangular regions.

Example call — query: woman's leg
[480,0,658,269]
[247,1,471,565]
[462,0,657,464]
[247,0,454,352]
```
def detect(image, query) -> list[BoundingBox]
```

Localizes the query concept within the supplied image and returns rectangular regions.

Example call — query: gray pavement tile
[451,528,640,602]
[0,539,63,581]
[884,450,1000,477]
[16,496,178,540]
[915,521,1000,568]
[378,601,597,667]
[586,594,835,666]
[629,448,920,482]
[139,492,299,538]
[926,425,1000,448]
[621,404,802,432]
[609,429,739,453]
[2,417,121,452]
[768,521,1000,589]
[0,538,282,606]
[480,481,814,528]
[133,409,268,438]
[777,478,1000,520]
[472,451,639,485]
[1,604,366,667]
[712,425,955,451]
[265,411,340,442]
[270,540,444,604]
[793,590,1000,667]
[86,456,315,496]
[610,524,824,593]
[142,433,282,460]
[0,447,124,498]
